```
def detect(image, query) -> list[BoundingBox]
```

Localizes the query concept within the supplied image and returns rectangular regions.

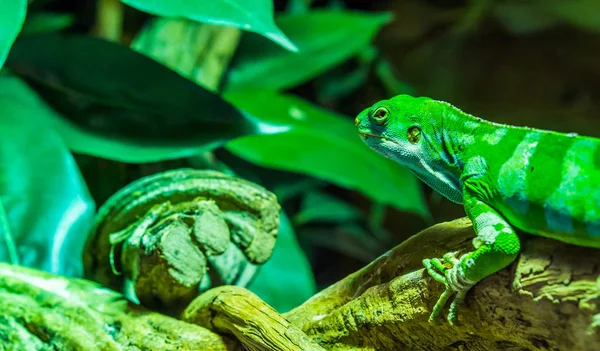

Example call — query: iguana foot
[423,252,476,325]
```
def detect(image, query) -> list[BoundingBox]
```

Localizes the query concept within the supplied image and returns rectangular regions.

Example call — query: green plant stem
[94,0,124,42]
[0,202,19,264]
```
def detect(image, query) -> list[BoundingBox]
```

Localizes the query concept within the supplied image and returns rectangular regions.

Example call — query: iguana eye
[372,107,389,124]
[407,126,421,144]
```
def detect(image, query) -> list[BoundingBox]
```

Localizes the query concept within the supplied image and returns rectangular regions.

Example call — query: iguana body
[355,94,600,324]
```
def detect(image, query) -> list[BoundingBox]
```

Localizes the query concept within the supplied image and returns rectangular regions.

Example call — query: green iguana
[355,94,600,325]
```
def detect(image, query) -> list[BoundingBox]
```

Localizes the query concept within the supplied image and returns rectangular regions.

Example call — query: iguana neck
[410,108,482,204]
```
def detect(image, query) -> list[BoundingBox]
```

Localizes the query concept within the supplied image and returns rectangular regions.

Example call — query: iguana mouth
[358,131,395,143]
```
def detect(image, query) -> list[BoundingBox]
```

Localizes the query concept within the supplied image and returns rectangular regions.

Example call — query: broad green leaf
[5,33,268,163]
[313,41,375,102]
[121,0,297,52]
[247,211,316,312]
[130,16,240,92]
[223,10,393,92]
[225,91,430,217]
[294,191,361,225]
[211,149,328,202]
[0,74,96,277]
[271,177,326,203]
[20,12,75,35]
[0,0,27,69]
[315,63,370,102]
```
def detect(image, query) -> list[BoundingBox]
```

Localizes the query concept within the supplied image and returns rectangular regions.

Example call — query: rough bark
[84,169,280,316]
[2,217,599,350]
[182,286,326,351]
[284,217,600,351]
[0,262,238,351]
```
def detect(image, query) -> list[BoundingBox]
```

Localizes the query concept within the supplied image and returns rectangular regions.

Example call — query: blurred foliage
[246,212,316,312]
[0,0,26,69]
[222,10,392,91]
[122,0,298,51]
[6,33,263,162]
[224,90,427,216]
[1,0,599,309]
[0,75,95,276]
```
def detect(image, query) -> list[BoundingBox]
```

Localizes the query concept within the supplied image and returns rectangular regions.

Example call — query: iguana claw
[423,252,475,325]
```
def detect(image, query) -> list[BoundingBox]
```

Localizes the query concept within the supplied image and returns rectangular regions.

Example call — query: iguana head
[355,94,463,203]
[355,95,439,167]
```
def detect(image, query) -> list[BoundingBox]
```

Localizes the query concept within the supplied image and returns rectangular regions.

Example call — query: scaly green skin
[355,95,600,325]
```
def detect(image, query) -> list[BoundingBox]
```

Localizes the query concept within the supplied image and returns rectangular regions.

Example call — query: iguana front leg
[424,191,521,325]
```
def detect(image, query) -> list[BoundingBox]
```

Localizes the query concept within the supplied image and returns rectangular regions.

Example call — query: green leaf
[224,91,430,217]
[314,62,370,102]
[0,203,17,265]
[130,16,240,92]
[5,33,265,163]
[247,211,316,312]
[0,0,27,69]
[294,191,361,225]
[20,12,75,35]
[223,10,393,92]
[271,176,326,203]
[0,74,96,277]
[121,0,297,52]
[211,149,328,202]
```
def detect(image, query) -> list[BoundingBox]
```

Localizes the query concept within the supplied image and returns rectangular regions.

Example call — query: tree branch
[3,218,599,350]
[284,217,600,351]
